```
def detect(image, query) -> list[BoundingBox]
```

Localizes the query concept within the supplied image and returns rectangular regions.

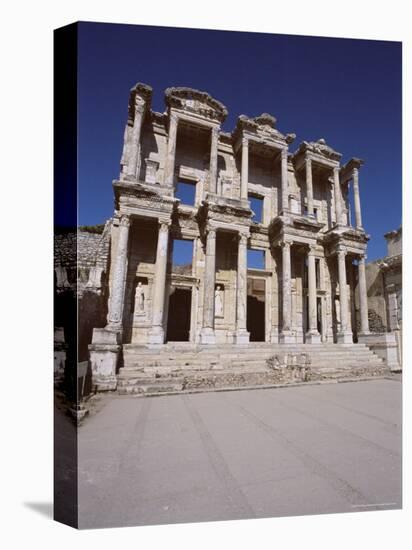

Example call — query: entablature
[232,113,296,153]
[293,138,342,172]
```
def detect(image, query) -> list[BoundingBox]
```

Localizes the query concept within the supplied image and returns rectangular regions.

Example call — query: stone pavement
[78,379,402,529]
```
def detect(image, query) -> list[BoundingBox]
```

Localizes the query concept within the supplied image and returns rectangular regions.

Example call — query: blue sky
[77,22,401,261]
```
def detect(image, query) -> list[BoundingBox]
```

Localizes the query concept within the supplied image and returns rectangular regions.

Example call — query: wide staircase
[117,342,388,395]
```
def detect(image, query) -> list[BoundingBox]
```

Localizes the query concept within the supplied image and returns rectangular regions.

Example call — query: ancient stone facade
[87,83,383,390]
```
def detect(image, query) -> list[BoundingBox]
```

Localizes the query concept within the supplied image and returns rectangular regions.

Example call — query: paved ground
[78,379,402,529]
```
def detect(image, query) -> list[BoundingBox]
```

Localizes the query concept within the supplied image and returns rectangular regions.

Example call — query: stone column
[107,214,131,329]
[281,148,289,213]
[200,228,217,344]
[209,126,219,194]
[164,113,178,187]
[357,255,370,334]
[337,246,352,343]
[241,137,249,200]
[148,221,170,344]
[236,233,250,343]
[305,157,314,216]
[280,241,294,342]
[306,246,320,343]
[127,103,145,179]
[352,168,363,229]
[333,167,343,226]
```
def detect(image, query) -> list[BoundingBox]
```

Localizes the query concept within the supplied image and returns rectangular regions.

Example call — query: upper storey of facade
[114,83,368,254]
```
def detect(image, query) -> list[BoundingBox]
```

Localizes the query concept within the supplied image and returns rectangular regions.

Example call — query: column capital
[158,220,171,233]
[242,136,249,147]
[134,101,146,115]
[358,253,367,263]
[281,147,288,159]
[305,156,312,169]
[307,244,317,255]
[238,232,249,245]
[336,245,347,256]
[119,214,131,228]
[169,112,179,124]
[211,125,220,138]
[206,226,217,239]
[281,240,291,249]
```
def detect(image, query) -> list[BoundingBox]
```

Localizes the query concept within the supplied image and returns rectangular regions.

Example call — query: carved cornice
[340,157,364,182]
[294,138,342,163]
[164,87,228,123]
[233,113,296,147]
[378,254,402,271]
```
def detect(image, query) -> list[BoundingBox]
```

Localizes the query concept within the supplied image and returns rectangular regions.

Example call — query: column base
[337,331,353,344]
[270,330,280,343]
[235,330,250,344]
[148,326,166,345]
[200,328,216,345]
[305,330,321,344]
[279,330,295,344]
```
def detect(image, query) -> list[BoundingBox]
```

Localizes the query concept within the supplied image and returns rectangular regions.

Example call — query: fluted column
[127,103,145,179]
[352,168,363,229]
[148,221,170,344]
[209,126,219,194]
[164,113,178,187]
[281,148,289,213]
[241,137,249,200]
[236,233,250,343]
[333,166,343,226]
[280,241,294,343]
[305,157,314,217]
[107,214,130,328]
[200,228,217,344]
[337,246,352,343]
[358,255,370,334]
[306,246,320,342]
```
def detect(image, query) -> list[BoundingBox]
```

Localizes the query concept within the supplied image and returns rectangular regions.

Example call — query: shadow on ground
[24,502,53,519]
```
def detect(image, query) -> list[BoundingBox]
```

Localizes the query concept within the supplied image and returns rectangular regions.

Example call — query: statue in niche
[135,281,145,314]
[215,285,224,318]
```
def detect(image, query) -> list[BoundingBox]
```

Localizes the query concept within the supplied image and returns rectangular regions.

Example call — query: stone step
[123,343,370,354]
[122,352,381,367]
[123,349,375,361]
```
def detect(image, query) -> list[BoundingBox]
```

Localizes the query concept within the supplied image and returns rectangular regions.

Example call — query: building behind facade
[362,227,402,369]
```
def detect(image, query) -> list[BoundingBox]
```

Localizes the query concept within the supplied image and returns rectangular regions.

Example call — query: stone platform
[117,342,388,395]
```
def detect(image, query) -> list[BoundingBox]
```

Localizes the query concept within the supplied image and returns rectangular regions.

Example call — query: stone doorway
[247,277,266,342]
[166,287,192,342]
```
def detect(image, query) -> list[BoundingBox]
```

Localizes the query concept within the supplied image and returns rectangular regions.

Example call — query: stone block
[92,327,122,345]
[358,332,401,371]
[89,344,121,391]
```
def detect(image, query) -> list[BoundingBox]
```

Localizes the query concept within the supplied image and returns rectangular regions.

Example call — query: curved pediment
[165,87,228,123]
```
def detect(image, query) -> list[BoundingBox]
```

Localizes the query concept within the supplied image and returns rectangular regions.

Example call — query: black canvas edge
[53,22,79,529]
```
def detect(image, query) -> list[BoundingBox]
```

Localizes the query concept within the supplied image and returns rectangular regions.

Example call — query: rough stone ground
[78,379,402,529]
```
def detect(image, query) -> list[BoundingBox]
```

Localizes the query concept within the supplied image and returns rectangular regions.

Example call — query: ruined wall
[54,223,112,367]
[364,261,387,332]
